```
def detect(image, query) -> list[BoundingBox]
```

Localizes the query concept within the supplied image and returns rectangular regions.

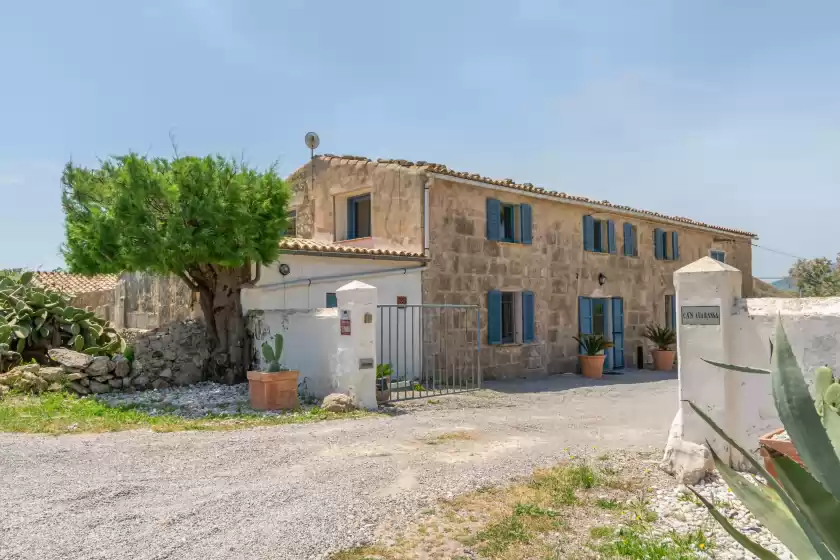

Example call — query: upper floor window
[710,250,725,263]
[347,194,371,239]
[286,210,297,237]
[654,228,680,261]
[623,223,638,257]
[486,199,532,244]
[583,215,616,254]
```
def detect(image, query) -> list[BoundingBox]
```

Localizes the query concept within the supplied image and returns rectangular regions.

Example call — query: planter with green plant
[247,333,299,410]
[693,321,840,559]
[573,334,614,379]
[376,363,393,404]
[644,324,677,370]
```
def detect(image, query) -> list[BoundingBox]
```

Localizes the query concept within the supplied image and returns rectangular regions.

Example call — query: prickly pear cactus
[0,272,125,370]
[815,365,840,419]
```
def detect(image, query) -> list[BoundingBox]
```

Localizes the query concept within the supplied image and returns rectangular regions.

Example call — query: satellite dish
[304,132,320,150]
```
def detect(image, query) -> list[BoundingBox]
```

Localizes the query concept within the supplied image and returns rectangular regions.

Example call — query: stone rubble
[650,473,794,560]
[97,382,311,418]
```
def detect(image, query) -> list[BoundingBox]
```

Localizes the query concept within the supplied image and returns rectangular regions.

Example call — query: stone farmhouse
[241,154,758,384]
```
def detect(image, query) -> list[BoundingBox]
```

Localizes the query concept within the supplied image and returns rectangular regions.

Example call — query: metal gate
[377,304,481,401]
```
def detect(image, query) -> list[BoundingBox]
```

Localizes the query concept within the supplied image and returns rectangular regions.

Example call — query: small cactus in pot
[248,333,298,410]
[261,333,286,371]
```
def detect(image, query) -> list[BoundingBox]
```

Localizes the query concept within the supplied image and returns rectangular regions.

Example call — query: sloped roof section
[33,272,120,295]
[279,238,427,260]
[289,154,756,238]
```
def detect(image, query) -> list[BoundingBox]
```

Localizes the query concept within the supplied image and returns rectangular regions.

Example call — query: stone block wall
[131,320,209,389]
[422,176,755,379]
[288,156,425,253]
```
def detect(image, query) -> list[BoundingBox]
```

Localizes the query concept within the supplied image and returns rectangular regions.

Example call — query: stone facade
[423,176,753,378]
[285,155,755,381]
[131,320,209,389]
[289,156,425,254]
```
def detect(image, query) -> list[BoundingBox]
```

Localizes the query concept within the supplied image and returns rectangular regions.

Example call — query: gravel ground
[0,371,677,560]
[651,474,793,559]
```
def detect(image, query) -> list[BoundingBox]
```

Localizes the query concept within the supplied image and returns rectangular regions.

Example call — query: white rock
[660,439,714,485]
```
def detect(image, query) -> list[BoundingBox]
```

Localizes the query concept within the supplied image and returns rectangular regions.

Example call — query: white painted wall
[675,257,840,470]
[242,254,424,397]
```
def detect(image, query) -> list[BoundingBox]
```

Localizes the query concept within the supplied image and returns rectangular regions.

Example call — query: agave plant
[643,324,676,350]
[573,333,614,356]
[693,321,840,559]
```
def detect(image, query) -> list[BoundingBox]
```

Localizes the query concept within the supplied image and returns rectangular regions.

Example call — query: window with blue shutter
[623,223,638,257]
[665,295,676,329]
[488,290,502,345]
[607,220,616,254]
[520,204,532,244]
[710,250,725,263]
[522,291,535,343]
[671,231,680,260]
[486,199,501,241]
[326,293,337,308]
[654,228,666,260]
[583,215,595,251]
[347,194,371,239]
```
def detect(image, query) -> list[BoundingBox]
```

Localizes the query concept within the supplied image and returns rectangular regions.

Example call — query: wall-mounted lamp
[598,273,607,286]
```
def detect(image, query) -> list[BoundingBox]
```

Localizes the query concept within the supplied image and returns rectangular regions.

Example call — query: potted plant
[376,363,393,404]
[573,334,614,379]
[643,324,676,370]
[246,333,299,410]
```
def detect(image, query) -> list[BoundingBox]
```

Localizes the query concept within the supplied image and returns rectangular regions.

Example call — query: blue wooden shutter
[578,296,592,353]
[326,293,337,308]
[583,216,595,251]
[347,199,356,239]
[612,298,624,368]
[488,290,502,345]
[671,231,680,260]
[522,291,535,343]
[520,204,533,245]
[654,228,664,259]
[623,223,632,256]
[486,199,501,241]
[671,295,677,329]
[608,220,616,254]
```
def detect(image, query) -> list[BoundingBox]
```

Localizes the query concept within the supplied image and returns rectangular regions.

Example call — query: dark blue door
[612,298,624,368]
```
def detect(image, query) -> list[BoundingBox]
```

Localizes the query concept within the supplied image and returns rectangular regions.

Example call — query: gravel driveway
[0,371,676,560]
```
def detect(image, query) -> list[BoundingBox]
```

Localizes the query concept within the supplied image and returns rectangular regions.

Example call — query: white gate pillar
[674,257,746,467]
[333,281,378,410]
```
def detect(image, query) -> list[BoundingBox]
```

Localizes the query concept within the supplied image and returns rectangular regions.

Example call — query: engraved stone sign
[681,306,721,326]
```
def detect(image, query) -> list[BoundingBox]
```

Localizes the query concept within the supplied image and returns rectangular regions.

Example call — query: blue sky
[2,0,839,278]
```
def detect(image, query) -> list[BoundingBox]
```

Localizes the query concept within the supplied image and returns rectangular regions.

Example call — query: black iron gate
[377,304,481,401]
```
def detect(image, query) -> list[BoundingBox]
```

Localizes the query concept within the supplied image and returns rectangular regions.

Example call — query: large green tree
[789,255,840,297]
[61,153,291,383]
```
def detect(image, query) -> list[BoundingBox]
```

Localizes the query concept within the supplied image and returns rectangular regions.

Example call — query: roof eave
[428,172,757,239]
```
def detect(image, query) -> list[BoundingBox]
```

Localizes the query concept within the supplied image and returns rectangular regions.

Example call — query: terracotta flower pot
[579,354,606,379]
[759,428,804,482]
[652,349,676,371]
[376,375,391,404]
[247,370,300,410]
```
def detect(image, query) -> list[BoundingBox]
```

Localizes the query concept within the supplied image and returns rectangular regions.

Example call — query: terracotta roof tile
[279,238,427,260]
[301,155,756,238]
[32,272,120,295]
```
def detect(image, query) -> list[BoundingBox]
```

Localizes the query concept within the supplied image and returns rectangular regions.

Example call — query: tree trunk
[185,265,251,384]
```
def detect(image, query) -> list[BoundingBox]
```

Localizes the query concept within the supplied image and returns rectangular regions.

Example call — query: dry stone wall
[130,320,209,390]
